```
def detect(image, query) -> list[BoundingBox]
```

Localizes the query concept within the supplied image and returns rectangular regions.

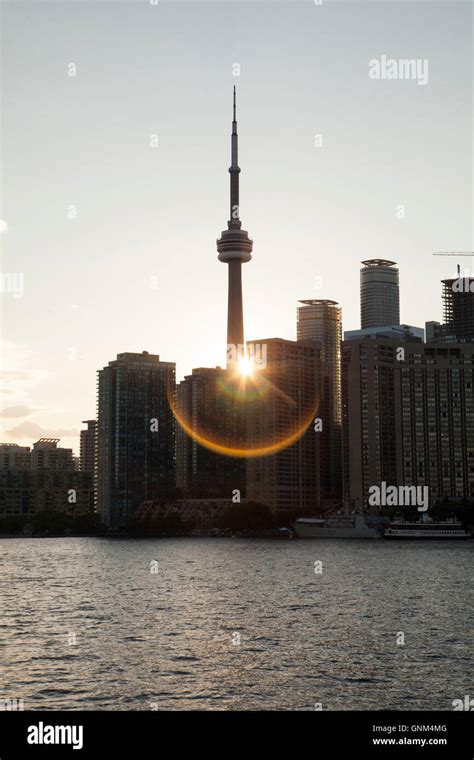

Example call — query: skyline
[1,0,472,454]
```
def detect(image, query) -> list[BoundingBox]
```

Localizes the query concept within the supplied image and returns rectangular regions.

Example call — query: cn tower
[217,87,253,360]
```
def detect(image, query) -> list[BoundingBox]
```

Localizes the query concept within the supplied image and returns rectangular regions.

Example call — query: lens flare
[238,355,253,376]
[169,370,319,459]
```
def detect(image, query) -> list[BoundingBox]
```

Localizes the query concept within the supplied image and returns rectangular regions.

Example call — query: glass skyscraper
[360,259,400,329]
[96,351,176,530]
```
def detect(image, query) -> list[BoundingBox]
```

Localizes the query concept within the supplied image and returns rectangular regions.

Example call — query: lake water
[0,537,472,710]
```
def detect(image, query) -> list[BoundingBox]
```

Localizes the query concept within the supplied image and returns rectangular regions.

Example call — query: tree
[33,510,71,534]
[71,512,106,535]
[0,516,28,534]
[218,501,275,531]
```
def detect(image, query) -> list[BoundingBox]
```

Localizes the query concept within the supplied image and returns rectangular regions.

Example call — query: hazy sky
[1,0,472,453]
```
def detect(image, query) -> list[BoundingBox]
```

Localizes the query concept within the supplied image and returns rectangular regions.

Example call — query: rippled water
[0,537,472,710]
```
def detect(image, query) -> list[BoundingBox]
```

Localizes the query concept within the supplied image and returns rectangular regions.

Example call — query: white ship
[294,514,386,539]
[383,518,469,540]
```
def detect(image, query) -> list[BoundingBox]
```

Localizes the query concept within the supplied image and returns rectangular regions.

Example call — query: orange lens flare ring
[168,374,319,459]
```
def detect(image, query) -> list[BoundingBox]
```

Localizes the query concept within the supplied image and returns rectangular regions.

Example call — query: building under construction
[442,277,474,341]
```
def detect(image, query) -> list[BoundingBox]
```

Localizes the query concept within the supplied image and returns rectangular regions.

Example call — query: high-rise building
[31,439,74,471]
[216,88,253,360]
[0,444,31,470]
[245,338,320,518]
[425,320,442,343]
[176,367,246,497]
[360,259,400,329]
[0,470,94,519]
[441,277,474,341]
[400,343,474,501]
[96,351,176,530]
[345,324,424,342]
[342,337,403,507]
[80,420,96,474]
[1,439,85,474]
[0,441,93,520]
[297,299,342,504]
[342,336,474,506]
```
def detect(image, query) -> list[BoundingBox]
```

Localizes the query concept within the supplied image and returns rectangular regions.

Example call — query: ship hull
[294,518,380,539]
[295,526,378,538]
[383,533,469,540]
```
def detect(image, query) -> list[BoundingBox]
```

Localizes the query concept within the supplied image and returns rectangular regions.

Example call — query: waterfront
[0,537,472,711]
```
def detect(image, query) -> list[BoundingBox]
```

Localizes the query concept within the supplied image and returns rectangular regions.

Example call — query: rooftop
[361,259,397,268]
[298,299,339,306]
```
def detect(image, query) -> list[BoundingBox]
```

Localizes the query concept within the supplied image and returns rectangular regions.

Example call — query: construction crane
[433,252,474,276]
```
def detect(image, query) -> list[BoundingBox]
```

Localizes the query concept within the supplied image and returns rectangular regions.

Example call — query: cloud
[2,421,78,441]
[0,342,49,407]
[1,405,38,418]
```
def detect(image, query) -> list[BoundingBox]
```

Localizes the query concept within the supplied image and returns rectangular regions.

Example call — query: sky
[0,0,472,454]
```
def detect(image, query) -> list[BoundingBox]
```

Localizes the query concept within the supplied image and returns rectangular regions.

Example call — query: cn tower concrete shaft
[227,260,244,349]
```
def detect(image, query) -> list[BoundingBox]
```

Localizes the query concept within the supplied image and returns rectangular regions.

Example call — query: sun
[238,355,253,376]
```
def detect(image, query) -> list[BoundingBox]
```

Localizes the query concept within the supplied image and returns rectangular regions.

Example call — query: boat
[382,518,469,540]
[294,514,387,539]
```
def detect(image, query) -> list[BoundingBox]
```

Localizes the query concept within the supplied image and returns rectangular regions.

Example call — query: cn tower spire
[217,88,253,362]
[229,86,241,229]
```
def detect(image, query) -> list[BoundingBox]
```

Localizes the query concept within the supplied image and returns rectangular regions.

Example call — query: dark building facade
[0,470,94,519]
[0,441,94,520]
[176,367,246,498]
[342,336,474,506]
[31,438,74,471]
[297,299,342,505]
[96,351,176,530]
[441,277,474,341]
[245,338,320,517]
[342,336,403,507]
[80,420,96,474]
[0,444,31,470]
